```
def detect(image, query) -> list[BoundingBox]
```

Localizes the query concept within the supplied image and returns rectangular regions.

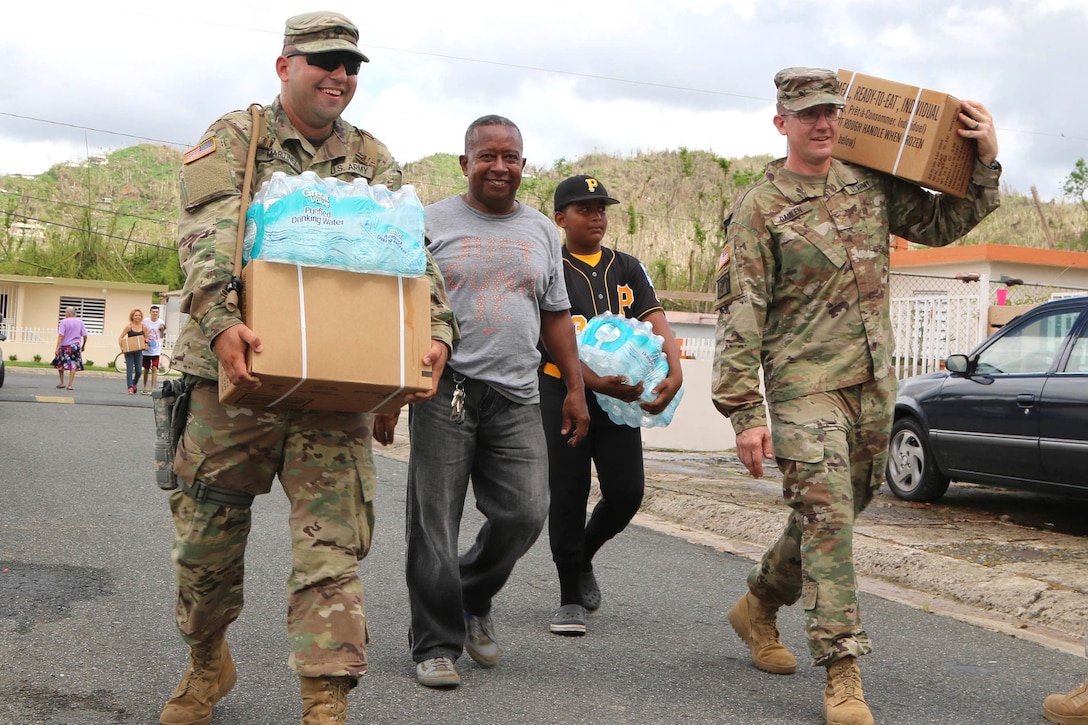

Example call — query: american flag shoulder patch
[717,246,731,270]
[183,138,216,165]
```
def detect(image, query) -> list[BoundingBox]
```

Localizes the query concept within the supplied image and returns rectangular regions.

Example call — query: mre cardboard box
[219,260,432,414]
[834,70,976,197]
[120,333,145,353]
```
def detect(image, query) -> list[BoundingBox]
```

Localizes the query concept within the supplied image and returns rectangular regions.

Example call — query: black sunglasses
[303,52,362,76]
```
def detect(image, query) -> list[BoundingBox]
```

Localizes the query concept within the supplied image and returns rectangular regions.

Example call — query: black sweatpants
[539,373,645,603]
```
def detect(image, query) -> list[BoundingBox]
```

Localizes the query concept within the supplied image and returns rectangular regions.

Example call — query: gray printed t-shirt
[425,195,570,403]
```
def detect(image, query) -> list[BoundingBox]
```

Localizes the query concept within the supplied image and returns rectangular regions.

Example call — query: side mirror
[945,354,969,374]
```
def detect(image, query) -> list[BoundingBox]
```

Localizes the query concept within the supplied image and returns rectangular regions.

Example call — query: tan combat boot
[1043,677,1088,725]
[301,676,355,725]
[160,631,237,725]
[728,591,797,674]
[824,656,874,725]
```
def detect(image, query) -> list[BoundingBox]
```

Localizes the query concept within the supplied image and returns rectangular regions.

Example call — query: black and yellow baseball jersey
[540,246,663,370]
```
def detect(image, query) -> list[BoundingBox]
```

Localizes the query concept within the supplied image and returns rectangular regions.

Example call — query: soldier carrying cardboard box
[711,67,1000,725]
[163,11,457,725]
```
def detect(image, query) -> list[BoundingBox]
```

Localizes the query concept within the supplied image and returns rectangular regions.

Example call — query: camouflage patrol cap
[283,11,369,63]
[774,67,845,111]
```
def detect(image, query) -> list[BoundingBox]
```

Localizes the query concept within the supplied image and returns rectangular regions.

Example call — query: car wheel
[886,417,950,502]
[0,361,4,388]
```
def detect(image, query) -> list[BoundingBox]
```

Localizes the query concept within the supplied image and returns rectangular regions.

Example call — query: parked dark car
[886,295,1088,502]
[0,331,6,388]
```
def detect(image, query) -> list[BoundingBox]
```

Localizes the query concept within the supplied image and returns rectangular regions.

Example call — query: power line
[369,45,770,103]
[5,101,1085,153]
[9,214,177,252]
[0,189,176,227]
[0,112,186,148]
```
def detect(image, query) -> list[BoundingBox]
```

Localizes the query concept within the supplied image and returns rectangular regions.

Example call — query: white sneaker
[416,657,460,688]
[464,612,500,668]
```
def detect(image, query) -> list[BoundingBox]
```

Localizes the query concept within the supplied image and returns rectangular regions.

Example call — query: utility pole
[1031,186,1057,249]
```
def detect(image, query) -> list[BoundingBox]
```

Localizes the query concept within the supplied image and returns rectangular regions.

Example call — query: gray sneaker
[416,656,461,688]
[464,612,500,668]
[549,604,587,636]
[580,570,602,612]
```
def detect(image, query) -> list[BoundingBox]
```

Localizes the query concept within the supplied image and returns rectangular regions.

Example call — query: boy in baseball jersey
[541,174,683,635]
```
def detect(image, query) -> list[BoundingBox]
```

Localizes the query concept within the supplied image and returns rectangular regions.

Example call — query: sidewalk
[377,415,1088,657]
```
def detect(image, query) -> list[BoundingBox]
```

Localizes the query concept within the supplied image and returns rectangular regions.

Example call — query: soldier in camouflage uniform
[162,12,457,725]
[711,68,1000,725]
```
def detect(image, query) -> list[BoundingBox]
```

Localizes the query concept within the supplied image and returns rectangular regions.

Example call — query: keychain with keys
[450,375,466,424]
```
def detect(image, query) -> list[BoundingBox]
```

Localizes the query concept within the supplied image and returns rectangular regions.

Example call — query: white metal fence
[889,293,982,378]
[0,325,60,343]
[666,272,1088,380]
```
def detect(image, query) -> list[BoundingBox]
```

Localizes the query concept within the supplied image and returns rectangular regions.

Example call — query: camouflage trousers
[170,380,376,679]
[746,376,895,667]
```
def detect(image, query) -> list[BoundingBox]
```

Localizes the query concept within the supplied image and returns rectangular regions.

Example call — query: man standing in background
[141,304,166,394]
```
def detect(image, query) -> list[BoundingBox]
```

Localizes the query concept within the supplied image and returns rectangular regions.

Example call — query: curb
[375,434,1085,656]
[637,484,1086,656]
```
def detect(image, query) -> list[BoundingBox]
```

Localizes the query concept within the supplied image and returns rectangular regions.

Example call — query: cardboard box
[219,260,432,414]
[988,303,1038,330]
[120,333,145,353]
[834,70,976,197]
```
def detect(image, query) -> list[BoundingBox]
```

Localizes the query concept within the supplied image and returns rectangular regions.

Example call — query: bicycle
[112,350,173,375]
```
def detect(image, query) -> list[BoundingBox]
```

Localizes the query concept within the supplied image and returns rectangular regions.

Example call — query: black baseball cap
[553,175,621,212]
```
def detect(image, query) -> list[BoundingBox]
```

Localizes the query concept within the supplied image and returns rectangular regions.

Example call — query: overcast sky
[1,1,1085,202]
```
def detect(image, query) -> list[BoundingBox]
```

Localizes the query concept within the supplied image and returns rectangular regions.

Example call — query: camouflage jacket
[711,157,1001,433]
[172,97,457,381]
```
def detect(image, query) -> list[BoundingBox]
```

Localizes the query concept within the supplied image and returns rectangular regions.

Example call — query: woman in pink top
[53,306,88,390]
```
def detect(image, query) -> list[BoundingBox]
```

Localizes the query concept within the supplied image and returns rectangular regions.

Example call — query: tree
[1062,158,1088,209]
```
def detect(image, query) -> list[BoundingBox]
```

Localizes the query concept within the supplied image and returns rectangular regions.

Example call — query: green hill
[0,144,183,288]
[2,144,1086,309]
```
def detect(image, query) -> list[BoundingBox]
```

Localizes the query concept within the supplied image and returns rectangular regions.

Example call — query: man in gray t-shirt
[424,192,567,403]
[403,115,590,689]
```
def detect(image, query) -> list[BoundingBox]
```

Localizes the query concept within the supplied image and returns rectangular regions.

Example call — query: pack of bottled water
[577,312,684,428]
[243,170,426,277]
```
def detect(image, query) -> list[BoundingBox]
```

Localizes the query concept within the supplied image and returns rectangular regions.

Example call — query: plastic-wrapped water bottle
[243,171,427,277]
[577,312,684,428]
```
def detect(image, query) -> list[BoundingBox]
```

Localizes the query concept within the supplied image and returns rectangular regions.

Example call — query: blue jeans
[124,351,143,389]
[405,370,549,663]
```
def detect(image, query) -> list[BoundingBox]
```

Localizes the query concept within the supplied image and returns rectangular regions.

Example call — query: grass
[7,360,180,375]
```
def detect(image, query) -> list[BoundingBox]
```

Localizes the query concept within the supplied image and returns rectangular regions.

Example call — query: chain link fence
[889,272,1088,377]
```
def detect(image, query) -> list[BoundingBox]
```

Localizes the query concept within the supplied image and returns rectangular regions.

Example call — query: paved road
[0,369,1084,724]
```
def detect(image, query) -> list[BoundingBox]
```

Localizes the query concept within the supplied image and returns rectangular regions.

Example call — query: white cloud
[0,1,1085,202]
